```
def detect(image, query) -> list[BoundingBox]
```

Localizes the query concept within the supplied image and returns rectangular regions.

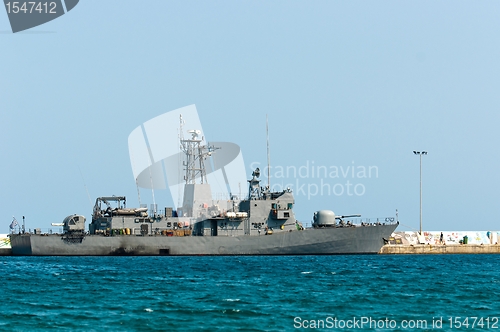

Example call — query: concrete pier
[379,244,500,254]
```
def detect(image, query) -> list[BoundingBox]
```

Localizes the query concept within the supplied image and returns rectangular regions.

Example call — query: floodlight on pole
[413,151,427,235]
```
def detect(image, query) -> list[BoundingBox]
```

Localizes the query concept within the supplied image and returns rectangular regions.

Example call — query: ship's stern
[9,234,33,255]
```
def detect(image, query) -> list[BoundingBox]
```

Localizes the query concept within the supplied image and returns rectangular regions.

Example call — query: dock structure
[379,244,500,255]
[0,234,11,255]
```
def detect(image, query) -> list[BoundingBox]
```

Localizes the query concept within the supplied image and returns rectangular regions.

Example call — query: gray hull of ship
[10,224,397,256]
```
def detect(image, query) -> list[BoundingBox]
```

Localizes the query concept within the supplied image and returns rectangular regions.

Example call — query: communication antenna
[148,163,156,209]
[266,114,271,189]
[128,140,143,205]
[177,114,185,208]
[136,179,141,205]
[78,166,93,209]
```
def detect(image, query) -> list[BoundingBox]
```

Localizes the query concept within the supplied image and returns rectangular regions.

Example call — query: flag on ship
[9,217,18,230]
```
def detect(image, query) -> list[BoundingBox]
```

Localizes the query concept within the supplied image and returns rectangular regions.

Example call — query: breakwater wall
[380,244,500,254]
[379,231,500,254]
[0,234,11,255]
[391,231,499,246]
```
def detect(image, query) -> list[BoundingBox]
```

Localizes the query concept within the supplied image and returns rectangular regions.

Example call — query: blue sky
[1,1,499,232]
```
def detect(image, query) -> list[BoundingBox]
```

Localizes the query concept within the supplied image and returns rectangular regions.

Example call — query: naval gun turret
[62,214,86,233]
[312,210,360,228]
[50,214,87,243]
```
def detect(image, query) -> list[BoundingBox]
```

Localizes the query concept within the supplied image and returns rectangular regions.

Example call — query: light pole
[413,151,427,235]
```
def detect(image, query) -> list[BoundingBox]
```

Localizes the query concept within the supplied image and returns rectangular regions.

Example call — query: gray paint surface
[10,223,398,255]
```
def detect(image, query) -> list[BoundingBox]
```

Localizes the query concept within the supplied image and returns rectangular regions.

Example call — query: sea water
[1,255,499,331]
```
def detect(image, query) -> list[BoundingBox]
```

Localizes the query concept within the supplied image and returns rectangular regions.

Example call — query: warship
[9,119,398,256]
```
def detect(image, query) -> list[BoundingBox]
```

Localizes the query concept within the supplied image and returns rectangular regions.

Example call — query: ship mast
[179,115,218,185]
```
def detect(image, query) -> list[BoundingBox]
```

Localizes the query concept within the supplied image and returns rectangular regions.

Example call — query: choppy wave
[1,255,500,331]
